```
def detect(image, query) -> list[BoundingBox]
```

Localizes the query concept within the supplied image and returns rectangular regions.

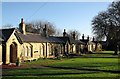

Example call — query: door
[10,42,17,63]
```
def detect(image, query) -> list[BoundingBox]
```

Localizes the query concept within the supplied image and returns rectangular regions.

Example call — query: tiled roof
[0,28,15,42]
[47,36,65,43]
[56,37,70,44]
[0,28,85,45]
[18,34,68,44]
[18,33,49,43]
[57,37,84,44]
[72,40,85,44]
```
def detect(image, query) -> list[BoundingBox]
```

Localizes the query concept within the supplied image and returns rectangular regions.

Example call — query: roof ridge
[0,28,16,30]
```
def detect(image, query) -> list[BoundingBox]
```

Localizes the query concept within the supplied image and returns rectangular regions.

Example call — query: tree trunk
[114,44,118,55]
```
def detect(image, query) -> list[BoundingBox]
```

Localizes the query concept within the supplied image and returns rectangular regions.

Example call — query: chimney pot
[43,24,48,37]
[19,18,26,34]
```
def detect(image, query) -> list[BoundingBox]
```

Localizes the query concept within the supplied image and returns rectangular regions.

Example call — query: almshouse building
[0,18,84,64]
[0,18,102,64]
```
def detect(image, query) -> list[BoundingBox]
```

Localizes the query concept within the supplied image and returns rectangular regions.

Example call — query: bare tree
[2,24,13,29]
[26,20,56,36]
[68,30,80,40]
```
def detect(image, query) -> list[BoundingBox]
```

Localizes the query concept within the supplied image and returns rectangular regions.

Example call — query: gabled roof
[47,36,64,44]
[72,40,85,44]
[56,37,70,44]
[0,28,70,44]
[0,28,15,42]
[14,31,23,44]
[68,37,84,44]
[18,33,49,43]
[57,36,84,44]
[63,35,84,45]
[0,28,85,45]
[0,31,3,41]
[18,34,70,44]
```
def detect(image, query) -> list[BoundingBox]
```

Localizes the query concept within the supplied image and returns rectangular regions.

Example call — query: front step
[8,63,16,66]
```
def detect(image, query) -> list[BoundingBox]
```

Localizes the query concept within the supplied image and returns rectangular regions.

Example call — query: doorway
[10,42,17,63]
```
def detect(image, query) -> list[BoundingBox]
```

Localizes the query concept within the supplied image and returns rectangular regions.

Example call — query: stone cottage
[1,18,85,64]
[80,34,102,53]
[80,34,96,53]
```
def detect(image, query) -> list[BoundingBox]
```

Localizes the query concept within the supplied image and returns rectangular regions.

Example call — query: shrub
[16,58,20,66]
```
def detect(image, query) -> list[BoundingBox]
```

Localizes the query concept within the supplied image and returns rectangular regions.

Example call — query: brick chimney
[93,37,95,41]
[63,29,66,37]
[87,35,89,41]
[82,34,84,40]
[19,18,26,34]
[43,24,48,37]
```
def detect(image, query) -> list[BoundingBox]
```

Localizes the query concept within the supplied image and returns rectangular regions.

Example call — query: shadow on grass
[79,56,118,58]
[2,71,96,76]
[65,53,119,58]
[44,66,120,74]
[92,53,114,54]
[2,76,120,79]
[2,66,119,78]
[2,67,97,76]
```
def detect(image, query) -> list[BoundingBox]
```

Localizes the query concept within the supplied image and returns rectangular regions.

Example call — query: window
[26,46,31,57]
[49,44,54,56]
[26,46,29,56]
[30,46,33,57]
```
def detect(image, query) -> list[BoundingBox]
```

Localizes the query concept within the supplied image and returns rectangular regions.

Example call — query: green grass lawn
[2,51,120,79]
